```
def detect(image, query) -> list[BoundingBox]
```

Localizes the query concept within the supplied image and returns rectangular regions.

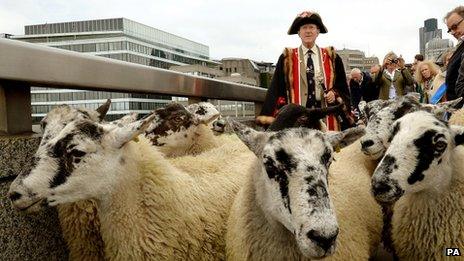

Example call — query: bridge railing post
[0,81,32,135]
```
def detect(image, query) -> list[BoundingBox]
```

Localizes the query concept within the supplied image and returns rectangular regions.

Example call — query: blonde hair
[414,60,440,83]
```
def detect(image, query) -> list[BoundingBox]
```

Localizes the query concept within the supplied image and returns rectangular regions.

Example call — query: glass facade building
[11,18,219,123]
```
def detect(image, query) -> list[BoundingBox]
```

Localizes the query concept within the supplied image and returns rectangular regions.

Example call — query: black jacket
[446,41,464,101]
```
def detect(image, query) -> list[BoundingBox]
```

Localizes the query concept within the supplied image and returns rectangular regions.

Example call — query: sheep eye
[435,140,447,151]
[40,121,47,130]
[70,149,86,158]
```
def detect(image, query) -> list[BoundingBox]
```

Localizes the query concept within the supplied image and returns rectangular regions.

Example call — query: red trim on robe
[288,47,340,131]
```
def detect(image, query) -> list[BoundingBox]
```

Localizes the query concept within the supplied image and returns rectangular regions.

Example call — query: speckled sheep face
[39,101,110,147]
[360,96,420,160]
[8,114,156,212]
[360,96,462,160]
[145,102,219,149]
[371,111,464,203]
[230,120,365,258]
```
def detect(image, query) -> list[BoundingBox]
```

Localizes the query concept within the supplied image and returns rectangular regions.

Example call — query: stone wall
[0,135,68,260]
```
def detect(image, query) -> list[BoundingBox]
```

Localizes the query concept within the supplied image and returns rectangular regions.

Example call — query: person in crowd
[349,68,376,112]
[411,54,424,75]
[256,11,354,130]
[414,60,445,103]
[444,6,464,103]
[370,52,414,100]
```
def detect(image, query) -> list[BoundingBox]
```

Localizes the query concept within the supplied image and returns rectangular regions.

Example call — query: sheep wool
[226,141,382,260]
[391,147,464,261]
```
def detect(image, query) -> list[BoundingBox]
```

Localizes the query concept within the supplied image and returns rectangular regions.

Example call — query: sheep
[371,110,464,260]
[8,113,254,260]
[32,101,111,261]
[449,107,464,126]
[225,121,383,260]
[145,102,222,157]
[358,94,462,160]
[53,102,239,260]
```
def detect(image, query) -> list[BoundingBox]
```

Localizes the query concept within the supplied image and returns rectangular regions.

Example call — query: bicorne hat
[288,12,328,35]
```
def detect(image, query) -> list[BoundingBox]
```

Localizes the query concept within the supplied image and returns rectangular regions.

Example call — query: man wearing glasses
[256,11,354,130]
[444,6,464,103]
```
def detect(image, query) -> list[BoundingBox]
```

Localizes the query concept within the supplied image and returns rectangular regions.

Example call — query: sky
[0,0,462,64]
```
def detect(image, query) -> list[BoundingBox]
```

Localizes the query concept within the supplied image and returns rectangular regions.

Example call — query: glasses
[447,18,464,33]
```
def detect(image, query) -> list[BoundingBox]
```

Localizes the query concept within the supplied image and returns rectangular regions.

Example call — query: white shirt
[385,69,398,99]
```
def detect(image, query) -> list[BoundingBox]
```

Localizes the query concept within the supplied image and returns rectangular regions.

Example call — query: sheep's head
[371,111,464,203]
[359,95,461,160]
[268,103,343,131]
[145,102,219,148]
[229,120,365,258]
[8,113,156,212]
[39,99,111,146]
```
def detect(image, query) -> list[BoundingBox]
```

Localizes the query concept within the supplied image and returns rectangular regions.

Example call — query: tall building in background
[337,49,379,73]
[11,18,219,123]
[419,18,442,55]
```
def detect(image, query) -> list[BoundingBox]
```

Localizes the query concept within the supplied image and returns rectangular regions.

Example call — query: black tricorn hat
[288,12,328,35]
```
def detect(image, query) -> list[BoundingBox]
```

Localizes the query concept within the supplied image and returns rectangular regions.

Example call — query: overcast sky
[0,0,461,64]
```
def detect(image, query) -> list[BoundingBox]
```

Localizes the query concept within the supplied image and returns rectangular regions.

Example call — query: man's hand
[324,90,336,104]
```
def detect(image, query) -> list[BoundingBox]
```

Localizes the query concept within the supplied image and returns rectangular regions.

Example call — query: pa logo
[446,248,461,256]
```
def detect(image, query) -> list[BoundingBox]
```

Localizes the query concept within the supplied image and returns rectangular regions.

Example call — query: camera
[390,58,398,64]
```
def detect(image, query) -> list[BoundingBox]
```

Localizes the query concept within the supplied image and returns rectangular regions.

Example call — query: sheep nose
[307,229,339,252]
[8,191,22,202]
[361,139,374,150]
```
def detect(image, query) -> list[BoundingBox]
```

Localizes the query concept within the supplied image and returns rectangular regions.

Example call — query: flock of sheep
[6,94,464,260]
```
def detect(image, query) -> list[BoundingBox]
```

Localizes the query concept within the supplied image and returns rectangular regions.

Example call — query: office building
[419,18,442,55]
[337,48,379,73]
[11,18,219,122]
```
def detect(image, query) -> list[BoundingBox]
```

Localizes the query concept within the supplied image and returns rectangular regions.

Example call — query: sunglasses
[447,18,464,33]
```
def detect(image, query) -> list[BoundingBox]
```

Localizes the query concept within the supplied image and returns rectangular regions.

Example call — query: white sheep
[371,110,464,260]
[145,102,223,157]
[53,102,238,260]
[358,94,462,160]
[225,121,382,260]
[34,101,111,261]
[9,113,253,260]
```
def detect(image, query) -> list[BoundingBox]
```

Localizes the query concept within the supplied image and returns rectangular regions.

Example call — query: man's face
[446,12,464,40]
[298,23,319,47]
[351,72,362,83]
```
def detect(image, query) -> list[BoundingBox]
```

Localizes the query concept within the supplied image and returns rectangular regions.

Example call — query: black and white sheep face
[39,101,109,147]
[371,111,464,203]
[145,102,219,148]
[360,96,420,160]
[360,96,462,160]
[8,114,156,212]
[229,120,365,258]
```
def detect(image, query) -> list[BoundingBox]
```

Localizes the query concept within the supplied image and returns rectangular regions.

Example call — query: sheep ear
[111,113,138,125]
[326,126,365,150]
[109,112,157,148]
[421,97,463,119]
[96,99,111,121]
[404,92,421,102]
[227,119,270,156]
[451,125,464,146]
[187,102,220,124]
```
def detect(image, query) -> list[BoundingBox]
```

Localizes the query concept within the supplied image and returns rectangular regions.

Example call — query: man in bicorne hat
[256,11,353,130]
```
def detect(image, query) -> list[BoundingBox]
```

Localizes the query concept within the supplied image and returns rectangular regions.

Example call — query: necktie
[306,51,316,108]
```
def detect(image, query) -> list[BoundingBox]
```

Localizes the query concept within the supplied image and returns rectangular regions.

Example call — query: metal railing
[0,38,267,134]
